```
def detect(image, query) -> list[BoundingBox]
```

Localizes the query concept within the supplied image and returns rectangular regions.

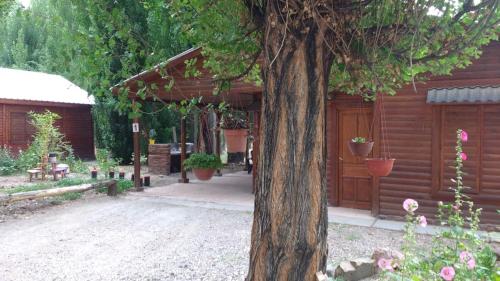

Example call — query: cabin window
[436,105,500,196]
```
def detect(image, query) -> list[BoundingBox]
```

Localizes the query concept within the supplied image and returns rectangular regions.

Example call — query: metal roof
[0,68,94,105]
[427,86,500,104]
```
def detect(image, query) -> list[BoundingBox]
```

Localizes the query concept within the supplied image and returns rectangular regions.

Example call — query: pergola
[112,48,262,188]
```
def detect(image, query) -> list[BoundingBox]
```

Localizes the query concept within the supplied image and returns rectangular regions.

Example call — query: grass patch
[97,179,134,194]
[59,192,82,201]
[4,177,93,194]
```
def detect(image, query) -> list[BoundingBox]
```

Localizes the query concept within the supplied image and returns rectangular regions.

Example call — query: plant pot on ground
[221,111,249,153]
[183,153,223,181]
[365,158,395,177]
[348,137,374,157]
[108,171,115,178]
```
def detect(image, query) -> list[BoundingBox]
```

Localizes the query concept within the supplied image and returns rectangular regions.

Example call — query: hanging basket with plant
[348,137,374,157]
[365,95,395,177]
[183,153,223,181]
[221,111,248,153]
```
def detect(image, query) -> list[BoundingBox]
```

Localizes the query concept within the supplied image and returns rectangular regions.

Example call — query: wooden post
[179,117,189,183]
[132,101,143,191]
[215,112,222,176]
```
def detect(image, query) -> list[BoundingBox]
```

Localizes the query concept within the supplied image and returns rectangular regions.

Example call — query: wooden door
[338,108,373,210]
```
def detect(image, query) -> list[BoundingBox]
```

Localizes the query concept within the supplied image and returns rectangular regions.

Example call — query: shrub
[0,146,17,175]
[379,129,498,281]
[183,153,223,170]
[96,148,120,177]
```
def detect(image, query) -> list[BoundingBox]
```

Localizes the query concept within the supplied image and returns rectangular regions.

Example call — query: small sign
[132,123,139,133]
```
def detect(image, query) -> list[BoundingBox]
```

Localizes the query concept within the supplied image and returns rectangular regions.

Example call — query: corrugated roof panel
[427,86,500,104]
[0,68,94,105]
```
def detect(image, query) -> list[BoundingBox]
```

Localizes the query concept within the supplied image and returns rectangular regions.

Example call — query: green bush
[183,153,223,170]
[0,146,17,175]
[117,179,133,193]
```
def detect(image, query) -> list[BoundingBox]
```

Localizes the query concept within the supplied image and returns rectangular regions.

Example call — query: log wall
[0,100,94,159]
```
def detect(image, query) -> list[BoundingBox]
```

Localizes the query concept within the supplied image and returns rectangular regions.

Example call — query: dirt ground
[0,164,247,222]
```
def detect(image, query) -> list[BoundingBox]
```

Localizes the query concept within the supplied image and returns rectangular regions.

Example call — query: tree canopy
[0,0,188,161]
[171,0,499,98]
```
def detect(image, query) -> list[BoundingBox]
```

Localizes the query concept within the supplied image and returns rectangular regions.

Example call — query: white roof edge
[0,68,94,105]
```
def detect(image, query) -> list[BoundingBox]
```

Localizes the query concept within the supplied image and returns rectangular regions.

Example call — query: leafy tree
[0,0,188,161]
[161,1,499,280]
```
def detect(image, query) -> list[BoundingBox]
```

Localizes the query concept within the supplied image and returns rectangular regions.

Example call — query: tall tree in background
[0,0,187,161]
[167,1,499,280]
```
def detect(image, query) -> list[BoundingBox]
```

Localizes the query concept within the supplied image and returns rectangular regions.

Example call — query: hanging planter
[365,158,395,177]
[221,110,249,153]
[224,129,248,153]
[193,168,216,181]
[183,153,223,181]
[348,137,374,157]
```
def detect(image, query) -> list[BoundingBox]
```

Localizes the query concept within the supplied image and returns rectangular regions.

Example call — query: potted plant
[183,153,223,181]
[365,158,395,177]
[348,137,374,157]
[149,129,156,145]
[221,111,248,153]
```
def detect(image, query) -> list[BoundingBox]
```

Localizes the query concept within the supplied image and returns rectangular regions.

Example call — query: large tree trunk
[246,4,333,281]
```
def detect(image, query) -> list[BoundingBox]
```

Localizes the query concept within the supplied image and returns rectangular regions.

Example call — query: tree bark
[246,3,333,281]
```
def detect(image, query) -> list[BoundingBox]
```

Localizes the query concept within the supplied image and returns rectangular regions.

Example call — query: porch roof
[111,48,262,109]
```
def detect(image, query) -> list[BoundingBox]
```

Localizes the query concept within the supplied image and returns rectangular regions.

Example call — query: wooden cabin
[116,42,500,225]
[0,68,95,159]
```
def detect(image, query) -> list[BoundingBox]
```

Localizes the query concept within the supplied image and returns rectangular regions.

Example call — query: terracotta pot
[108,171,115,178]
[119,172,125,179]
[348,141,374,157]
[193,168,216,181]
[224,129,247,153]
[365,158,395,177]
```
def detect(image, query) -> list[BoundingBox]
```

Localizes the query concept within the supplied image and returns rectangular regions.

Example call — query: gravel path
[0,195,416,281]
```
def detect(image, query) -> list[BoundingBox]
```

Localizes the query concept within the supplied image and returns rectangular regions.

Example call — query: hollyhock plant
[403,198,418,212]
[417,216,427,227]
[440,266,455,281]
[460,152,467,161]
[460,130,468,142]
[379,129,498,281]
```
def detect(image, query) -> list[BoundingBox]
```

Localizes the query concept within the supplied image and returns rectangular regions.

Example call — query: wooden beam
[215,112,222,176]
[0,181,117,204]
[179,117,189,183]
[132,101,143,191]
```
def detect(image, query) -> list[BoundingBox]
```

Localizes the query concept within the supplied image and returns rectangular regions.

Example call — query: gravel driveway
[0,195,411,281]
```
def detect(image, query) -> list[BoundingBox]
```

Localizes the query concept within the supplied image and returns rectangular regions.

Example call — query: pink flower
[459,251,472,262]
[453,205,459,211]
[403,199,418,212]
[377,258,394,271]
[459,251,476,269]
[460,152,467,161]
[418,216,427,227]
[460,130,468,142]
[467,258,476,269]
[440,266,455,281]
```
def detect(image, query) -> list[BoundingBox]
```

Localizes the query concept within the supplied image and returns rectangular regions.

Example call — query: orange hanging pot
[193,168,216,181]
[365,158,395,177]
[348,141,374,157]
[224,129,248,153]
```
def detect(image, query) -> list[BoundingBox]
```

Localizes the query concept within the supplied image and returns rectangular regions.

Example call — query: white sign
[132,123,139,133]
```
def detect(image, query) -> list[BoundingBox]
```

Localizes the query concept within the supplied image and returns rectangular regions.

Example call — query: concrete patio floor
[131,171,499,242]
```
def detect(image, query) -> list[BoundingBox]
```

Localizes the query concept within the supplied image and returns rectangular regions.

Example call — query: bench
[27,169,41,182]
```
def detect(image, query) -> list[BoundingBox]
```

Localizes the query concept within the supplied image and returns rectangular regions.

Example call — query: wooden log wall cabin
[115,41,500,225]
[0,68,95,159]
